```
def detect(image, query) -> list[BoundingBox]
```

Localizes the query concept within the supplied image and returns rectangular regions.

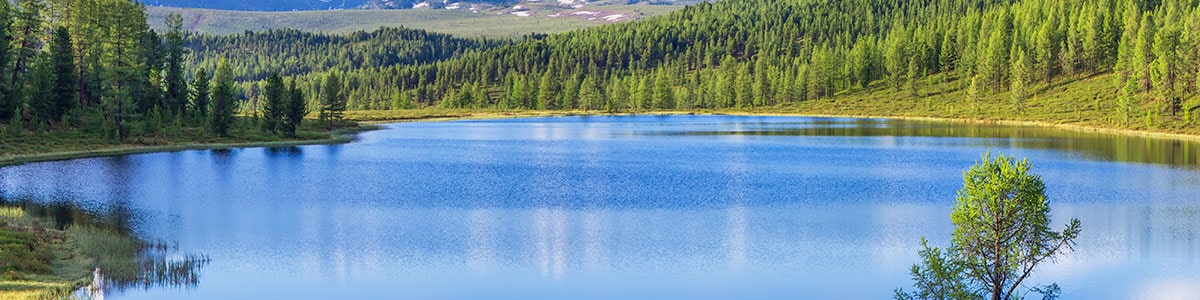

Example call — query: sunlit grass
[343,72,1200,140]
[1,117,373,167]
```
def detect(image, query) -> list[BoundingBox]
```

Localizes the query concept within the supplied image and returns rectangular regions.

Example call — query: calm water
[2,115,1199,299]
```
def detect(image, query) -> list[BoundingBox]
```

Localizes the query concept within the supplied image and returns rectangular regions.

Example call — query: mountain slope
[230,0,1198,131]
[142,0,690,11]
[143,0,378,11]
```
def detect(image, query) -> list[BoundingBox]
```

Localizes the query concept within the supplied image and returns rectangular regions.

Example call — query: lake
[2,115,1199,299]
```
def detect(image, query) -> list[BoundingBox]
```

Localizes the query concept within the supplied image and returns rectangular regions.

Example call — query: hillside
[146,4,681,37]
[239,0,1196,134]
[143,0,696,11]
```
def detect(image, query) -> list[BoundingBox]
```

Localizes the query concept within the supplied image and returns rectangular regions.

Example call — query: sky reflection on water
[1,115,1198,299]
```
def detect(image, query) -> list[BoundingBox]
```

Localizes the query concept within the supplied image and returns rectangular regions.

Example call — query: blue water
[2,115,1199,299]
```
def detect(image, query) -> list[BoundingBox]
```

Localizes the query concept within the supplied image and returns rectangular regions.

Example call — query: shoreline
[0,125,381,168]
[354,109,1200,143]
[4,110,1198,168]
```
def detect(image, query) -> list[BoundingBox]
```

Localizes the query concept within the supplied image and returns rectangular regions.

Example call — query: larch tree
[1132,13,1157,93]
[1010,47,1032,114]
[0,1,16,122]
[896,153,1082,300]
[320,71,346,130]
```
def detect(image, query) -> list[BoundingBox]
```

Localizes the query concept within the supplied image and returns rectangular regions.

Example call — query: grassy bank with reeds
[1,119,378,167]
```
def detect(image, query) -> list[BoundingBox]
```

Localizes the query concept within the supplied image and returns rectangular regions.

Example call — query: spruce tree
[211,59,236,137]
[192,68,211,119]
[262,72,285,133]
[283,79,307,137]
[164,13,187,116]
[48,26,76,125]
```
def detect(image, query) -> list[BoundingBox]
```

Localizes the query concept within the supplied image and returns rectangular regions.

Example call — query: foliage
[896,153,1082,300]
[210,59,237,136]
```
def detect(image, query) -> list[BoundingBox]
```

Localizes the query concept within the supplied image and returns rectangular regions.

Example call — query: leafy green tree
[261,72,285,133]
[210,59,237,137]
[896,153,1082,300]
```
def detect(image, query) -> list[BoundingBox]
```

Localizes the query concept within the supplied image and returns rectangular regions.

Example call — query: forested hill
[186,28,504,82]
[257,0,1198,124]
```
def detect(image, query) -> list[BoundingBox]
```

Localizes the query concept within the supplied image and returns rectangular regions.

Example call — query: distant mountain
[142,0,692,11]
[142,0,373,11]
[143,0,521,11]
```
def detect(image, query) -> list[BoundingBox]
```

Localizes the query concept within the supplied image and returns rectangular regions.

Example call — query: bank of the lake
[343,74,1200,144]
[1,122,380,168]
[1,206,126,300]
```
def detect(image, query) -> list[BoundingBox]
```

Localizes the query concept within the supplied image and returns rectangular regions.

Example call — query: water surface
[2,115,1199,299]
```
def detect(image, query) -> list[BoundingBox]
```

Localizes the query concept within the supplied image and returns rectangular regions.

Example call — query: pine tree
[211,59,237,137]
[320,72,346,130]
[537,70,558,110]
[48,26,77,125]
[164,13,187,117]
[579,75,601,112]
[191,68,211,118]
[261,72,285,133]
[653,68,674,109]
[283,78,307,137]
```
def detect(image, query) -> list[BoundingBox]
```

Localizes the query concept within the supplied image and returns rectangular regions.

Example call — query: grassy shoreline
[6,106,1198,168]
[0,124,381,168]
[344,106,1200,143]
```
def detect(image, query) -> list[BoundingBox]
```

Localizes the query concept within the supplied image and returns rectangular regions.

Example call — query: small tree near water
[896,153,1082,300]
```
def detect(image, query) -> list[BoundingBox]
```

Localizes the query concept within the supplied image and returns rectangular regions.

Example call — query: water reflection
[652,118,1200,167]
[0,198,208,296]
[0,116,1198,299]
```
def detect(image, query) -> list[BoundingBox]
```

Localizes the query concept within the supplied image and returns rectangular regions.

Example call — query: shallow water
[2,115,1198,299]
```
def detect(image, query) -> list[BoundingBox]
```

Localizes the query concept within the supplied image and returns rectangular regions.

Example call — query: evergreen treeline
[0,0,313,142]
[242,0,1198,120]
[183,27,502,111]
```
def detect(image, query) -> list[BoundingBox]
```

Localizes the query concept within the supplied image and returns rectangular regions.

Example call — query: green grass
[778,72,1200,138]
[146,4,681,37]
[1,203,209,300]
[1,117,378,167]
[342,71,1200,141]
[1,207,85,300]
